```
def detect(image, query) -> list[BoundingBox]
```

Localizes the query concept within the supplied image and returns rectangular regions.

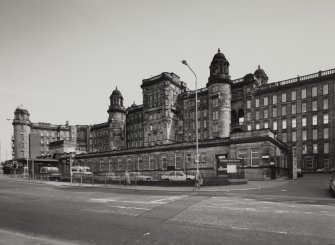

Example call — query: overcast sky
[1,0,334,161]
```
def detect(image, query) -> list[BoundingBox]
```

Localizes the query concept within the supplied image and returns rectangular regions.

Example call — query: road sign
[12,161,18,169]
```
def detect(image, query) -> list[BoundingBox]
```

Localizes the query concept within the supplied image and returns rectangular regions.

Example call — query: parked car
[40,166,62,181]
[329,172,335,197]
[161,171,195,181]
[120,172,153,182]
[71,166,93,177]
[296,168,303,178]
[316,167,330,173]
[93,171,120,181]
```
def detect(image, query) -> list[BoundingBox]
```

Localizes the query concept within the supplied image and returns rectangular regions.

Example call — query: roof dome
[111,87,122,97]
[212,48,227,60]
[16,104,27,111]
[254,65,267,77]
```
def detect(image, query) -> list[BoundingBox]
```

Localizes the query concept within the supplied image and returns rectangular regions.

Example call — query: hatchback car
[94,171,120,181]
[329,172,335,197]
[161,171,195,181]
[120,172,153,182]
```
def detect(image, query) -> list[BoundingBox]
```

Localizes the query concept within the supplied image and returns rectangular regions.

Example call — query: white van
[71,166,93,177]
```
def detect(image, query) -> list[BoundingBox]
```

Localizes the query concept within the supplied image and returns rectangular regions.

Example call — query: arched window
[238,109,244,125]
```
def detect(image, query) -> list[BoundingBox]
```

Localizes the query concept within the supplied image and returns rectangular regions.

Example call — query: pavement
[29,177,292,192]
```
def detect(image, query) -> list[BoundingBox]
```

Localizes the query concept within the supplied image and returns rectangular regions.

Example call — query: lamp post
[182,60,199,175]
[70,152,74,184]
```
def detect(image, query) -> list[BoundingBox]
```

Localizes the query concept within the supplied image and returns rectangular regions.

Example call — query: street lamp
[182,60,199,175]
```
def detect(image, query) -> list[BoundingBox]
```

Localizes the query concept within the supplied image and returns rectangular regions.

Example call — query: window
[282,132,287,142]
[264,97,268,106]
[323,98,328,110]
[282,93,286,103]
[313,144,318,154]
[291,91,296,101]
[302,102,307,113]
[324,113,329,124]
[302,130,307,141]
[273,108,277,117]
[312,101,317,111]
[247,100,251,109]
[292,131,297,142]
[255,111,259,120]
[324,128,329,139]
[147,156,155,170]
[212,111,218,120]
[302,117,307,127]
[273,95,277,104]
[264,109,268,119]
[291,104,296,114]
[212,98,218,107]
[301,88,306,99]
[264,121,268,128]
[127,157,132,170]
[175,154,182,169]
[247,124,251,131]
[282,106,286,116]
[213,124,218,132]
[255,98,259,107]
[238,149,247,163]
[302,144,307,154]
[161,155,167,170]
[256,123,260,130]
[312,86,317,97]
[323,84,328,95]
[312,115,317,126]
[117,157,122,170]
[324,143,329,154]
[292,118,296,128]
[137,156,142,170]
[251,149,260,166]
[313,129,318,141]
[200,152,207,163]
[273,121,277,130]
[247,112,251,121]
[282,119,287,129]
[204,120,207,128]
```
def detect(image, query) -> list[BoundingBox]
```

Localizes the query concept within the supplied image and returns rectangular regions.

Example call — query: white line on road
[107,205,151,210]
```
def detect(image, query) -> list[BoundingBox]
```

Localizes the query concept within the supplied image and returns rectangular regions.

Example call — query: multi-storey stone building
[12,49,334,179]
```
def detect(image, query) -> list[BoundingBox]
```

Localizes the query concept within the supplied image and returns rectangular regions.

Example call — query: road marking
[151,195,188,204]
[107,205,150,210]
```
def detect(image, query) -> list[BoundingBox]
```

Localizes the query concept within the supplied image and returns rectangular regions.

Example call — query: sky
[0,0,334,162]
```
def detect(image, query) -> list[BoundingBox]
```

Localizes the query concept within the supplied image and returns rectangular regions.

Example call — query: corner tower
[12,105,31,159]
[107,87,126,150]
[206,49,232,138]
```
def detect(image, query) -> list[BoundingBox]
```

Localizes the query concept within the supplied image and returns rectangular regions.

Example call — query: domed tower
[107,87,126,150]
[206,49,232,138]
[254,65,269,85]
[12,105,31,159]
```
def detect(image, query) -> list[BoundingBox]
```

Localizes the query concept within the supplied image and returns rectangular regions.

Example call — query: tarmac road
[0,174,334,245]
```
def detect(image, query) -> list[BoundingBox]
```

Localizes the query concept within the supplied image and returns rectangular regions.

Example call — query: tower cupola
[254,65,269,85]
[207,49,231,87]
[108,87,126,115]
